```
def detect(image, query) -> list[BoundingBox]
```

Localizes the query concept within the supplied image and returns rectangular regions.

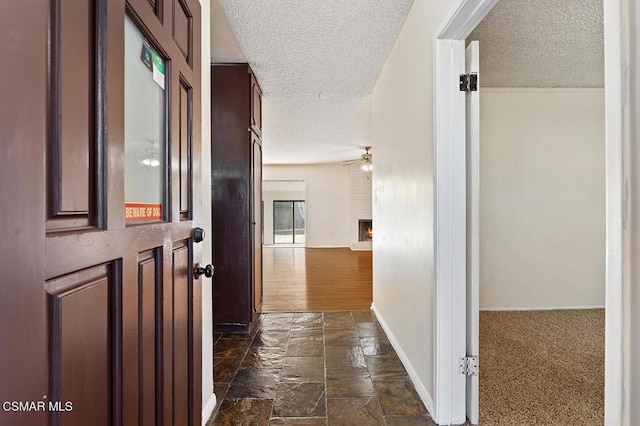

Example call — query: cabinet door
[252,134,263,315]
[250,73,262,137]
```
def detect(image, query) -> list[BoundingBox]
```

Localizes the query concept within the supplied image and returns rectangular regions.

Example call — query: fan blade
[342,159,360,167]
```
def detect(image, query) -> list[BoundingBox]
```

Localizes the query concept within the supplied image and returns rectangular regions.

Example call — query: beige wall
[263,164,350,247]
[479,89,605,310]
[371,0,463,413]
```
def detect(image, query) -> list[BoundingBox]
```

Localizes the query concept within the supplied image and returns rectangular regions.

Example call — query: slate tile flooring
[209,311,436,426]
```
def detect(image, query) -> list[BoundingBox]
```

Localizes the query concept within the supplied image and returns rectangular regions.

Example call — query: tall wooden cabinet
[211,64,263,332]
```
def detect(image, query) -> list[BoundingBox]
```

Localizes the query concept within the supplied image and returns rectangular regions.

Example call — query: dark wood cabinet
[251,72,262,138]
[211,64,263,332]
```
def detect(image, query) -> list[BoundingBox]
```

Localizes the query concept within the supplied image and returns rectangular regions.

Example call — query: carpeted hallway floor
[480,309,605,425]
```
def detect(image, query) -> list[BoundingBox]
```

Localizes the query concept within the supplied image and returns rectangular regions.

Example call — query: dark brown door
[252,135,263,315]
[0,0,203,425]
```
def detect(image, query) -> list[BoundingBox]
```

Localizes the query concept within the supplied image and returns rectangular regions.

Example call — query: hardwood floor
[262,247,372,312]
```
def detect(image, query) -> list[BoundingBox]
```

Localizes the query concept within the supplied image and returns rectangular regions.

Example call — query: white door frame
[433,0,627,424]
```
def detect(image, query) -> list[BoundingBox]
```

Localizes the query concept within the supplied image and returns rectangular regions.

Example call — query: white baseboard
[202,394,217,426]
[480,304,605,312]
[370,303,435,418]
[305,245,349,249]
[350,242,373,251]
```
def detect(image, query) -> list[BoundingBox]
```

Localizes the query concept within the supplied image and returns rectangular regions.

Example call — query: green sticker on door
[140,39,165,90]
[151,50,165,90]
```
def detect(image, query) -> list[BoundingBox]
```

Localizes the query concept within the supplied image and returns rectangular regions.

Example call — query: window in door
[273,200,306,244]
[124,14,167,223]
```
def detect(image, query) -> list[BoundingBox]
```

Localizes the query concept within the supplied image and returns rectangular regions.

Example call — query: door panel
[173,0,192,60]
[252,137,263,315]
[179,83,192,218]
[251,74,262,136]
[49,0,95,230]
[47,263,115,426]
[123,250,161,426]
[139,251,158,426]
[0,0,203,425]
[57,0,94,215]
[173,243,191,426]
[465,40,480,425]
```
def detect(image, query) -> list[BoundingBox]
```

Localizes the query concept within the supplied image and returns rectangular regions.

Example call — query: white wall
[263,164,350,248]
[199,0,215,423]
[263,180,306,246]
[371,0,463,417]
[479,88,605,309]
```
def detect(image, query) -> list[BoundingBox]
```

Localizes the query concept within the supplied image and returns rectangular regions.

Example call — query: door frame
[432,0,625,424]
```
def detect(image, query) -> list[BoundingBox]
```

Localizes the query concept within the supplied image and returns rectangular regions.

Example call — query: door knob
[194,263,214,279]
[194,227,205,243]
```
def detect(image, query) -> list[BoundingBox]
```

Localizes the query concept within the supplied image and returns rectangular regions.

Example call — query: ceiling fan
[343,146,373,171]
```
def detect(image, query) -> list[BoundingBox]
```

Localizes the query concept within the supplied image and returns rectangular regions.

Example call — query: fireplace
[358,220,373,242]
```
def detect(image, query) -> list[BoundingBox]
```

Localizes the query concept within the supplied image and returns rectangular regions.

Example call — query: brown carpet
[480,309,604,425]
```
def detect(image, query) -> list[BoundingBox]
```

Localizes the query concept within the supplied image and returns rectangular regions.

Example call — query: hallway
[210,311,434,425]
[263,248,372,312]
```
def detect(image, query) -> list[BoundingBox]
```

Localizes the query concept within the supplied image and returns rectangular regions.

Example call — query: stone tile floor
[209,311,436,425]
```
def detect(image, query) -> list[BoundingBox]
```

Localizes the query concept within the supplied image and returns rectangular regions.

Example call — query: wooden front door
[0,0,203,425]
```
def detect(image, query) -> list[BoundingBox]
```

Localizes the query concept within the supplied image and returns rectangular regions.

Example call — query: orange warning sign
[125,202,162,220]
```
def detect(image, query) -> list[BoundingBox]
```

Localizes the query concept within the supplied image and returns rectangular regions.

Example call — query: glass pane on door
[273,200,305,244]
[293,201,306,243]
[273,201,294,244]
[124,15,166,223]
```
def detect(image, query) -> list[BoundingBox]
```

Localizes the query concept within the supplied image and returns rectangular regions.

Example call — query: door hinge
[459,356,479,376]
[459,73,478,92]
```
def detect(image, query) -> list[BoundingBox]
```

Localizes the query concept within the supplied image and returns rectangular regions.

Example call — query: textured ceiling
[467,0,604,87]
[263,95,372,164]
[217,0,414,164]
[210,0,245,63]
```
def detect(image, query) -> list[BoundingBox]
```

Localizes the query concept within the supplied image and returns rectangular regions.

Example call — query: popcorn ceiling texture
[262,95,372,165]
[467,0,604,88]
[218,0,414,164]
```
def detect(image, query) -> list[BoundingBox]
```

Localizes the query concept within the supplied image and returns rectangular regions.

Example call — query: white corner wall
[263,164,350,248]
[479,88,605,310]
[371,0,463,417]
[199,0,215,423]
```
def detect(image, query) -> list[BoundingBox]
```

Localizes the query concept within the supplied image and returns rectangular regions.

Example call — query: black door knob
[194,227,206,243]
[194,263,214,279]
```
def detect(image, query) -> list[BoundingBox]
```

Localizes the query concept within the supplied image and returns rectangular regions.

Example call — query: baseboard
[202,394,217,426]
[480,304,605,312]
[305,245,349,249]
[370,303,435,418]
[350,242,372,251]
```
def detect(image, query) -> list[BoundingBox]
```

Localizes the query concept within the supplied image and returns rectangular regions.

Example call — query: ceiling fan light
[141,157,161,167]
[361,162,373,172]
